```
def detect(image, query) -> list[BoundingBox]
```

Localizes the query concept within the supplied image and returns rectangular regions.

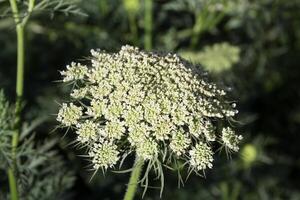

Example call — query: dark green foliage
[17,135,75,200]
[0,90,14,169]
[0,91,75,199]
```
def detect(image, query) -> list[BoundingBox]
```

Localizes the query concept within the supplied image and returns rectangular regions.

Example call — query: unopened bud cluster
[57,45,242,174]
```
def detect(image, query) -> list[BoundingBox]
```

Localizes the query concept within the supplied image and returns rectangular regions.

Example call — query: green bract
[57,45,241,179]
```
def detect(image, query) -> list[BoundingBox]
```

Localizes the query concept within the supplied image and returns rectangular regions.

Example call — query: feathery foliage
[0,90,75,199]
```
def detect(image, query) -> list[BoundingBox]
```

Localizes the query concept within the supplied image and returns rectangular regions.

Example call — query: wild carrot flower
[57,45,242,187]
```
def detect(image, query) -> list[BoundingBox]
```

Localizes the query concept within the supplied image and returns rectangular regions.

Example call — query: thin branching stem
[123,156,144,200]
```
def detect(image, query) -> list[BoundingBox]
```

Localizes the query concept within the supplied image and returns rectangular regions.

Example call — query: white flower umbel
[127,123,149,147]
[57,103,82,126]
[60,62,88,82]
[136,139,158,160]
[170,129,191,156]
[189,142,214,170]
[57,45,242,191]
[104,120,126,140]
[86,99,108,119]
[89,141,119,170]
[221,127,243,152]
[76,120,98,143]
[71,87,88,99]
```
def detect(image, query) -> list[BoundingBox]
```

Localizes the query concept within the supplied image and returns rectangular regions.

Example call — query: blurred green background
[0,0,300,199]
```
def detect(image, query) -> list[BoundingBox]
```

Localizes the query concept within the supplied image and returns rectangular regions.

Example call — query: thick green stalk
[8,1,23,199]
[123,157,144,200]
[7,169,18,200]
[144,0,152,50]
[128,13,138,45]
[7,28,23,193]
[8,0,34,199]
[12,23,24,164]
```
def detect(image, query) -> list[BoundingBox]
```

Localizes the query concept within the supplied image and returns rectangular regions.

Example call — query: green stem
[15,24,25,117]
[8,1,23,199]
[190,12,204,49]
[7,169,18,200]
[22,0,35,26]
[128,13,138,45]
[144,0,152,50]
[8,0,35,199]
[123,157,144,200]
[99,0,108,16]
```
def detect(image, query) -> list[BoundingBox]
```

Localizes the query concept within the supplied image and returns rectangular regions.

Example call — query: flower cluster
[57,103,82,126]
[57,45,242,175]
[189,142,213,170]
[222,127,243,152]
